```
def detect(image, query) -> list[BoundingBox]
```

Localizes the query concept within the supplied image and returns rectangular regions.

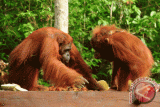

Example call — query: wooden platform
[0,91,160,107]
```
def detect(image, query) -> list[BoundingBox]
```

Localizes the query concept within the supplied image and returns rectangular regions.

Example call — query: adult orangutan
[91,25,154,91]
[8,27,105,91]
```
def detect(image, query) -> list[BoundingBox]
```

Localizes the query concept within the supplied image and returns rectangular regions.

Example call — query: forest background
[0,0,160,86]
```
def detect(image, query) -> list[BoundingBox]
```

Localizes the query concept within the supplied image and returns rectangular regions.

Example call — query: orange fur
[8,27,104,91]
[68,44,104,90]
[91,25,154,91]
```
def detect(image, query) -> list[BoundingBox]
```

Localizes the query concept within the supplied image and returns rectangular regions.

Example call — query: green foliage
[0,0,54,61]
[38,78,51,87]
[92,60,113,84]
[38,69,51,86]
[69,0,160,82]
[0,0,160,84]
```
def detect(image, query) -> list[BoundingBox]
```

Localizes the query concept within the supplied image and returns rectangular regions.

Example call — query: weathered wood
[0,91,159,107]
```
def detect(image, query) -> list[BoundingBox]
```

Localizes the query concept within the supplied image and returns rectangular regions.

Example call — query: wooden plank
[0,91,159,107]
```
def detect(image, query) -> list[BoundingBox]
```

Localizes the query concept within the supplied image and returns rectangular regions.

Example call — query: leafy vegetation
[0,0,160,85]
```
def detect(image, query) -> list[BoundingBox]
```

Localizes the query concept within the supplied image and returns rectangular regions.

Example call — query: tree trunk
[54,0,68,33]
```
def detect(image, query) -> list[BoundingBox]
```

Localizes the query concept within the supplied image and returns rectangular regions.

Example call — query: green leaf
[132,5,141,15]
[150,11,156,17]
[140,37,147,46]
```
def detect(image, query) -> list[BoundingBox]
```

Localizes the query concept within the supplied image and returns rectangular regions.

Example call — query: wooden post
[54,0,68,33]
